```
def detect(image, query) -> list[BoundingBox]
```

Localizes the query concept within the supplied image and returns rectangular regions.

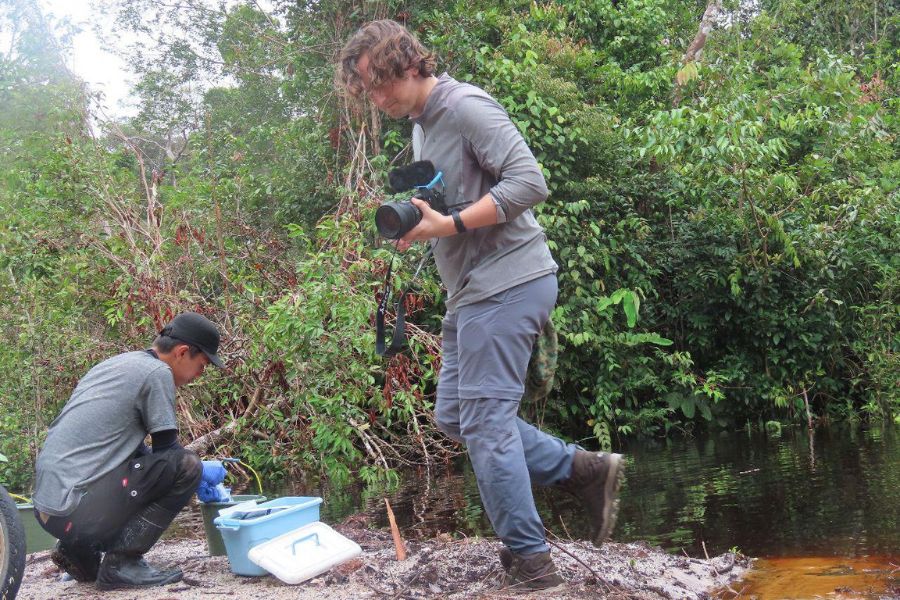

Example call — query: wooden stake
[384,498,407,561]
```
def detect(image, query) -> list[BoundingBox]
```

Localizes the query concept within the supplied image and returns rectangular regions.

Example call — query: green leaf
[623,333,674,346]
[641,333,673,346]
[622,292,638,327]
[596,296,615,313]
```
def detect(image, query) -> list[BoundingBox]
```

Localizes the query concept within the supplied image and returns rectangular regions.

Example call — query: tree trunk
[683,0,722,64]
[673,0,722,106]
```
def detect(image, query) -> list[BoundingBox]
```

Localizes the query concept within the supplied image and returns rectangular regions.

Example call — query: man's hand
[395,193,500,251]
[397,197,454,250]
[196,480,229,503]
[201,460,226,485]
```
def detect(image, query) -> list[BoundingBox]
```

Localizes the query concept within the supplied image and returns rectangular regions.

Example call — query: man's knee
[458,398,519,444]
[175,449,202,487]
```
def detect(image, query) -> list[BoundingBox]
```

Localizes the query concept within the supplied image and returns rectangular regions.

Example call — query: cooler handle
[291,532,320,554]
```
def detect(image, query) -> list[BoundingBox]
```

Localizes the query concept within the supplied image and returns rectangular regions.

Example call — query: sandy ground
[15,515,750,600]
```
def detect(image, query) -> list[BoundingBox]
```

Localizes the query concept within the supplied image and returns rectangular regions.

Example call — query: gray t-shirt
[411,74,558,313]
[33,351,178,516]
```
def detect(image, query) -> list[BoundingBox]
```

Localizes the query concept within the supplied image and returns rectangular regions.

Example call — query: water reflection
[611,425,898,558]
[283,425,898,561]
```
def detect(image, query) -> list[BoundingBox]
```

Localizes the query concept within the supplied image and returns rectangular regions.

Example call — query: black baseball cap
[160,312,224,368]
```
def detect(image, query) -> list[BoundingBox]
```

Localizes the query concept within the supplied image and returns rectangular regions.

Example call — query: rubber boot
[95,503,183,590]
[51,540,102,582]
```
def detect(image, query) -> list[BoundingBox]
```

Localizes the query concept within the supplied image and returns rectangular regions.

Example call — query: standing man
[33,312,224,590]
[337,20,625,591]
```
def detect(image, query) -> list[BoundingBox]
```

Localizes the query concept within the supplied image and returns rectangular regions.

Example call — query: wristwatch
[451,209,467,234]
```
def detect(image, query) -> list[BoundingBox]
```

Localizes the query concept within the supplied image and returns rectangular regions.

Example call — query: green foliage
[633,29,898,421]
[0,0,896,492]
[758,0,894,57]
[262,218,380,482]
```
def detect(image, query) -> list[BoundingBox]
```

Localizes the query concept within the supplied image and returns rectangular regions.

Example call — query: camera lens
[375,202,422,239]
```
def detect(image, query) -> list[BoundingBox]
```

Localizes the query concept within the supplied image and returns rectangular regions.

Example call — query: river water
[299,423,898,598]
[309,425,897,557]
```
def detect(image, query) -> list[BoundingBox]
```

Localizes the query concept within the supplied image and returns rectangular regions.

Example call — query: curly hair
[336,19,437,98]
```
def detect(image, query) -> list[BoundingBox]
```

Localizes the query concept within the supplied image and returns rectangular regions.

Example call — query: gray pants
[435,274,576,555]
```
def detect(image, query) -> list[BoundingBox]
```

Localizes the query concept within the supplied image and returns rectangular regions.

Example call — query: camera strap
[376,246,433,356]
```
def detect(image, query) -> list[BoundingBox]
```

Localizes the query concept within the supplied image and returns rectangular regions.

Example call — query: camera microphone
[388,161,437,193]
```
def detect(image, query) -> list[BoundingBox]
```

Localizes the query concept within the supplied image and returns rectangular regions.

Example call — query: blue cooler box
[214,496,323,576]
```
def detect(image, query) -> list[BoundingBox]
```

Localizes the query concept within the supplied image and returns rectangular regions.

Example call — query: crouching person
[32,312,225,589]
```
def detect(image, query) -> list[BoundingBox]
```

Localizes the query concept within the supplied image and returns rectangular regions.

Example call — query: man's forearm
[457,193,500,231]
[403,193,499,243]
[150,429,183,453]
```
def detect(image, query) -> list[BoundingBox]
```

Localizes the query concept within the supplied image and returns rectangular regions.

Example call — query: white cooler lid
[247,521,362,584]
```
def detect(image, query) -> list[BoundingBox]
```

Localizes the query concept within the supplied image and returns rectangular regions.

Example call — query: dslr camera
[375,161,447,239]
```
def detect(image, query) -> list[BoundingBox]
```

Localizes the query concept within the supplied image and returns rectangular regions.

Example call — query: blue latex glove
[196,480,228,503]
[201,460,226,485]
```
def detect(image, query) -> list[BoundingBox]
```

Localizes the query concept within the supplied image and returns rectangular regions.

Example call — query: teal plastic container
[214,496,322,576]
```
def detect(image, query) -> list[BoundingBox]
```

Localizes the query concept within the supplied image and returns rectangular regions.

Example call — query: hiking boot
[557,450,625,546]
[51,540,102,582]
[499,547,565,591]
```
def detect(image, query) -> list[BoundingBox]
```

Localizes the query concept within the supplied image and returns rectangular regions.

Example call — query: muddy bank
[15,516,749,600]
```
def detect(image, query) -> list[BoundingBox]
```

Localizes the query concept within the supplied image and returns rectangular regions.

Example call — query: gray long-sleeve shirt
[412,74,558,313]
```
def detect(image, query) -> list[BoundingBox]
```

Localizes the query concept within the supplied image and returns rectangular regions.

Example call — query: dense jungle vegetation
[0,0,896,492]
